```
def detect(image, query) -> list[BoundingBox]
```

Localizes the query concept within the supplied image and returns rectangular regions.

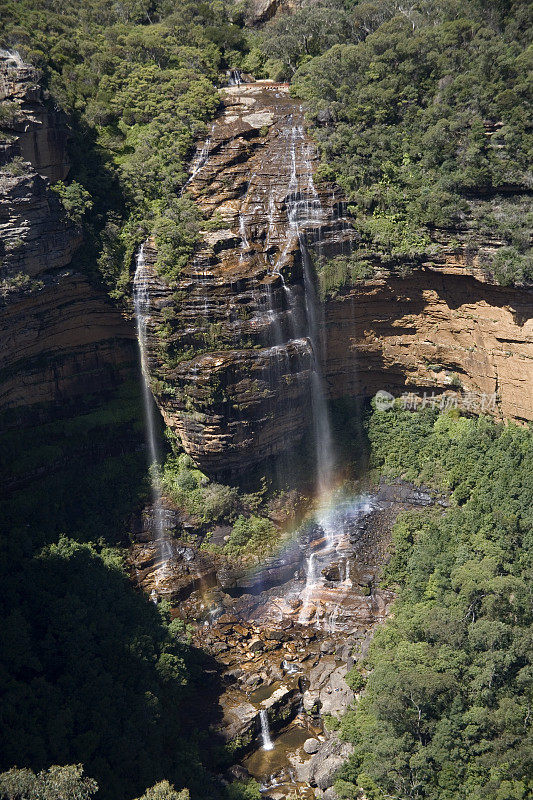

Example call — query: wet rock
[321,563,341,582]
[225,764,250,783]
[138,82,359,476]
[303,738,320,754]
[244,673,261,689]
[212,641,229,654]
[266,628,287,641]
[302,691,321,715]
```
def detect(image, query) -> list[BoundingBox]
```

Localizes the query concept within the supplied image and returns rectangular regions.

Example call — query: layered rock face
[324,268,533,422]
[0,53,136,426]
[142,82,532,476]
[142,82,352,475]
[245,0,298,26]
[0,50,69,181]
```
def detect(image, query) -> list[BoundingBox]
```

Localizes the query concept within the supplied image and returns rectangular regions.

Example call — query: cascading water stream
[298,551,317,624]
[284,124,335,499]
[259,709,274,751]
[228,68,243,86]
[134,245,172,577]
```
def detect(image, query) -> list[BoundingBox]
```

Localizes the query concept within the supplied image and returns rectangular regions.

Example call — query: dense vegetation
[0,0,248,297]
[0,387,224,800]
[336,406,533,800]
[0,766,190,800]
[284,0,533,285]
[2,0,531,292]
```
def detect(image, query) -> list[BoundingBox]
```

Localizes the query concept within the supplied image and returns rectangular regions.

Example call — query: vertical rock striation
[0,49,70,181]
[140,82,532,477]
[140,82,354,476]
[0,53,136,428]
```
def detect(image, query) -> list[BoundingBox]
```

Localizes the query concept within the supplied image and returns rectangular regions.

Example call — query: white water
[260,709,274,751]
[133,245,172,574]
[183,125,214,190]
[298,552,317,624]
[294,495,374,628]
[228,69,242,86]
[283,124,335,498]
[328,603,340,634]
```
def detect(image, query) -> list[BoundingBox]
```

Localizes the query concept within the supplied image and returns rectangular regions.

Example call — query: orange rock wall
[324,270,533,422]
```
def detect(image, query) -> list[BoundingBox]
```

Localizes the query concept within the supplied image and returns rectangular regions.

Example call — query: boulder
[321,563,341,582]
[303,737,320,754]
[295,735,354,790]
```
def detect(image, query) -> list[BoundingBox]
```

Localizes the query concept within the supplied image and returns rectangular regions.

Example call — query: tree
[0,766,98,800]
[136,781,189,800]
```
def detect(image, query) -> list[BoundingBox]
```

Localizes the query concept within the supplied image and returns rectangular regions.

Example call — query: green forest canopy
[336,407,532,800]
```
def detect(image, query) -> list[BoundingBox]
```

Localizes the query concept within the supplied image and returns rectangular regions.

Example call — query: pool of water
[248,681,282,705]
[243,724,311,780]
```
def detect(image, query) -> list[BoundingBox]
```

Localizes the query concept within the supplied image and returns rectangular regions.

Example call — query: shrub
[226,514,276,555]
[1,157,28,177]
[52,181,93,224]
[488,246,533,286]
[317,252,374,299]
[153,198,201,283]
[136,782,189,800]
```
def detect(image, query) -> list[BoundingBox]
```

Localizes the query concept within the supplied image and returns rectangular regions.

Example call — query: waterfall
[228,68,242,86]
[182,125,214,190]
[133,245,172,574]
[328,603,340,634]
[259,709,274,751]
[284,124,335,498]
[298,552,317,624]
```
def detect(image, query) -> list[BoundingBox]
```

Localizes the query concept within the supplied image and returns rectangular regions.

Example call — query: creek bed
[243,724,312,789]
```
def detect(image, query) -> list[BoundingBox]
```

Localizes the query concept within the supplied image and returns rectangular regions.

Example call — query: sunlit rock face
[244,0,299,26]
[141,83,532,476]
[142,83,354,476]
[324,268,533,423]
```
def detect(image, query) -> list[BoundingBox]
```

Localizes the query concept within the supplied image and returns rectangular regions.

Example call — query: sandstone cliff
[0,50,69,182]
[325,268,533,423]
[140,82,532,476]
[0,53,136,428]
[138,82,353,475]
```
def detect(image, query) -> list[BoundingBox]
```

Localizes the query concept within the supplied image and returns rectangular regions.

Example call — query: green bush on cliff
[487,246,533,287]
[0,0,245,300]
[289,1,532,278]
[225,514,276,556]
[52,180,93,225]
[337,407,533,800]
[153,197,202,283]
[161,453,240,524]
[317,252,374,299]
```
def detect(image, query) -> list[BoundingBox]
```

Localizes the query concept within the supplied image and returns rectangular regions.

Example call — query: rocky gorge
[137,79,533,480]
[1,26,532,800]
[127,76,533,797]
[131,480,438,797]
